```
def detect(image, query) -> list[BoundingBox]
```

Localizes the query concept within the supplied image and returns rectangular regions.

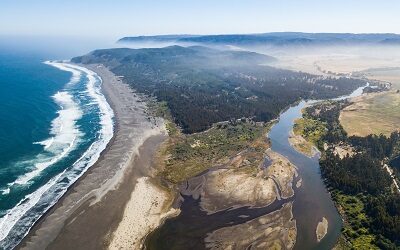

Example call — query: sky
[0,2,398,246]
[1,0,400,41]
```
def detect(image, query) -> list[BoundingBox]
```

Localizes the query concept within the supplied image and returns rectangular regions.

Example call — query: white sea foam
[14,91,82,185]
[58,63,114,176]
[0,62,114,248]
[33,137,54,150]
[0,188,10,195]
[61,64,114,153]
[0,171,65,242]
[44,61,81,84]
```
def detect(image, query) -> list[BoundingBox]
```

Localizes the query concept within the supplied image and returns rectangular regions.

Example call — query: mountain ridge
[118,32,400,46]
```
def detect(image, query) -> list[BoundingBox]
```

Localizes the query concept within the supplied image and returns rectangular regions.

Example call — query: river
[145,85,366,250]
[269,85,366,249]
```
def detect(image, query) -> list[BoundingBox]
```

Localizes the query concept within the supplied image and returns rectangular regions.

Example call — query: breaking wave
[0,61,114,249]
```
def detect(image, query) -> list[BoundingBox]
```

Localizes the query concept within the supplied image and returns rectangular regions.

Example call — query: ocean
[0,51,114,249]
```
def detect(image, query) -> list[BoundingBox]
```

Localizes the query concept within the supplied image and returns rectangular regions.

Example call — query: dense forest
[73,45,365,133]
[303,102,400,249]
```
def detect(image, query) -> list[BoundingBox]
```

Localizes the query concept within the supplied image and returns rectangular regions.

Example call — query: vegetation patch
[289,133,314,156]
[293,117,327,149]
[161,120,271,183]
[332,192,377,249]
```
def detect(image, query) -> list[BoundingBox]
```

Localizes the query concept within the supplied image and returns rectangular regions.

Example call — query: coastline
[17,64,173,249]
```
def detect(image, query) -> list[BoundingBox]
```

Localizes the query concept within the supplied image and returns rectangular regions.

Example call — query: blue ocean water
[0,52,114,249]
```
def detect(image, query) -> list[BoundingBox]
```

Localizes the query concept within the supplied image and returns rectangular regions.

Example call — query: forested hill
[72,46,366,133]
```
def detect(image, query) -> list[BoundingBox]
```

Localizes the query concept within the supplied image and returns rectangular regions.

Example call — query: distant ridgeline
[72,45,365,133]
[118,32,400,46]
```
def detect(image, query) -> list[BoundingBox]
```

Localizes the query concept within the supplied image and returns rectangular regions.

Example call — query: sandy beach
[17,64,174,249]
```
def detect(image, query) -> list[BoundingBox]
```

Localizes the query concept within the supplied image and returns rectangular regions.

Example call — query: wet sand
[145,138,299,249]
[205,202,296,249]
[18,64,171,249]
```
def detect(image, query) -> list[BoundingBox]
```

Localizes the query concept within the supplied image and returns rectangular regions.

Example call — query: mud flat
[18,64,173,250]
[146,138,299,249]
[196,148,298,213]
[205,202,296,249]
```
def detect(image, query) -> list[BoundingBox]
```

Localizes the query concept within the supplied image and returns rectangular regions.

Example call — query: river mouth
[145,86,366,250]
[145,162,294,249]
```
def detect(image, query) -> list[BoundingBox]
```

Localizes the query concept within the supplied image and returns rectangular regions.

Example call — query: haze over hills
[118,32,400,46]
[72,45,365,133]
[3,0,400,249]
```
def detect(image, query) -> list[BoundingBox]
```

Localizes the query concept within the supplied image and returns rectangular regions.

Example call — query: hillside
[72,45,366,133]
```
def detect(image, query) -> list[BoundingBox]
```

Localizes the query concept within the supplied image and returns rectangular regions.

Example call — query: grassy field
[340,91,400,137]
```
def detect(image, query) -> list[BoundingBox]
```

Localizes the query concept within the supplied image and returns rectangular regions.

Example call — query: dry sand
[316,217,328,242]
[18,64,173,250]
[200,168,278,213]
[108,177,179,250]
[264,149,298,199]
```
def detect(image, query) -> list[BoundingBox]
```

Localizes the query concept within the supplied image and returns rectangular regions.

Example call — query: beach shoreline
[17,64,173,250]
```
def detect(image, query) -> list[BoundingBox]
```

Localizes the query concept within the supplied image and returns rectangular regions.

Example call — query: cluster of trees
[350,132,400,159]
[367,195,400,247]
[320,151,391,195]
[305,101,400,248]
[390,157,400,179]
[304,101,349,144]
[73,45,365,133]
